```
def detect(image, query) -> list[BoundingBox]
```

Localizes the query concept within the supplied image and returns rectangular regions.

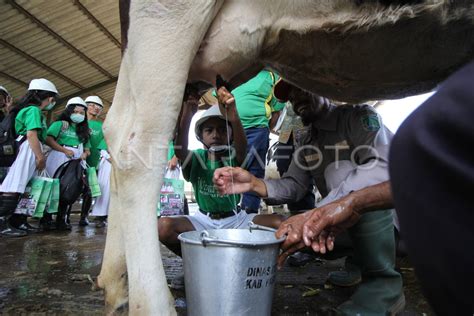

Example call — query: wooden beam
[73,0,121,49]
[0,71,28,87]
[0,39,84,89]
[8,0,114,79]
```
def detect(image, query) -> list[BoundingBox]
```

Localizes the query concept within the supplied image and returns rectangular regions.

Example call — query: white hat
[28,78,58,94]
[66,96,87,109]
[194,105,226,141]
[85,95,103,107]
[0,85,9,96]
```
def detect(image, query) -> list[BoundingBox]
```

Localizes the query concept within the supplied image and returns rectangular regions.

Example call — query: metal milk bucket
[178,224,285,316]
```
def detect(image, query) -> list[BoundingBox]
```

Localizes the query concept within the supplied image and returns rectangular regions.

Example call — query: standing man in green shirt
[232,69,286,213]
[80,95,105,226]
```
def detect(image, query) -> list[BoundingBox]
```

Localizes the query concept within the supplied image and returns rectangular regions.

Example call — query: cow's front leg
[97,167,128,314]
[97,61,134,313]
[101,1,223,314]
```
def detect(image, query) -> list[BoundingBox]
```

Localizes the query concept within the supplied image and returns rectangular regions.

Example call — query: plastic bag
[157,167,185,217]
[46,178,60,214]
[14,171,51,217]
[87,166,101,197]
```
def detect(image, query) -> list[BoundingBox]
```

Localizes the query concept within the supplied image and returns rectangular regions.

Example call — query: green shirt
[182,149,239,213]
[97,138,108,151]
[231,69,286,129]
[87,119,104,167]
[47,121,91,148]
[15,105,48,142]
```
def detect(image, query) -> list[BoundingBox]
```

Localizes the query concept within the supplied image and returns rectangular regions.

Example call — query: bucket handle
[248,221,277,233]
[199,222,278,247]
[200,230,252,247]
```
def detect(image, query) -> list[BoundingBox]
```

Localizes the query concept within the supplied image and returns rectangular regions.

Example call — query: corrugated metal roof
[0,0,121,120]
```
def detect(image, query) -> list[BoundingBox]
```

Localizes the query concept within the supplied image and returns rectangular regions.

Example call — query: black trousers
[389,61,474,315]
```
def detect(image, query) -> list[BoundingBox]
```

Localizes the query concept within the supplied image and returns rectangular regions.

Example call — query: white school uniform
[91,150,111,216]
[0,140,39,193]
[45,144,83,177]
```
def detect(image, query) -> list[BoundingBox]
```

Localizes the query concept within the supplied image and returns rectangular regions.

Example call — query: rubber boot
[328,256,362,287]
[336,209,405,316]
[79,192,91,226]
[0,196,27,237]
[40,212,57,231]
[95,216,107,228]
[0,195,19,217]
[56,202,72,231]
[0,216,27,237]
[9,214,40,233]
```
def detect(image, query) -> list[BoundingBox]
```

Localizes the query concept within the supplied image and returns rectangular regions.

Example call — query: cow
[97,0,474,314]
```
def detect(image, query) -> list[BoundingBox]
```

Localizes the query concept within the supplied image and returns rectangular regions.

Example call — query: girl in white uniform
[91,145,111,227]
[0,78,59,235]
[45,97,90,230]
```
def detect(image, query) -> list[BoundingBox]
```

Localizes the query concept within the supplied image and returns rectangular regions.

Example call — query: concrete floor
[0,213,433,315]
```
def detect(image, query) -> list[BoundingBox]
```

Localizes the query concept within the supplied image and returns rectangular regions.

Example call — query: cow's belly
[262,11,474,102]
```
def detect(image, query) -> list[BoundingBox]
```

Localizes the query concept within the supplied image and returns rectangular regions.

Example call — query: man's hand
[213,166,254,195]
[216,87,238,122]
[302,196,360,252]
[275,211,312,268]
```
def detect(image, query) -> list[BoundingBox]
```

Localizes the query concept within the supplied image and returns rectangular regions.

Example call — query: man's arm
[264,151,312,205]
[213,152,312,205]
[269,110,281,133]
[275,181,393,266]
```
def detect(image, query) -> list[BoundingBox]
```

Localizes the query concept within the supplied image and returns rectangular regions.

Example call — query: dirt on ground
[0,213,433,315]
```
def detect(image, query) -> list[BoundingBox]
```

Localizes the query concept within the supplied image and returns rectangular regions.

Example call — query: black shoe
[287,252,316,267]
[79,217,89,226]
[14,222,40,233]
[9,214,39,233]
[95,216,107,228]
[0,217,27,237]
[39,213,57,231]
[56,221,72,231]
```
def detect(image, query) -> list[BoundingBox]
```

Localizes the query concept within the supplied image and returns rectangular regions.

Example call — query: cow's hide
[98,1,474,314]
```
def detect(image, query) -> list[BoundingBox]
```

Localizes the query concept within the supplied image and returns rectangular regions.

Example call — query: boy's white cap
[194,105,225,141]
[0,85,9,95]
[28,78,58,94]
[66,96,87,109]
[85,95,103,107]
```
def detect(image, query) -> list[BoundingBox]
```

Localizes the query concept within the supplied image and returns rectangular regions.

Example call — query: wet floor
[0,211,433,315]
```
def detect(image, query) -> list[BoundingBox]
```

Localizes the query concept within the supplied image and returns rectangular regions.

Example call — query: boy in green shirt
[158,87,285,261]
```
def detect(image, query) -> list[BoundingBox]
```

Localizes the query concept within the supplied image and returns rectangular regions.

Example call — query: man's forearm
[348,181,394,215]
[250,176,268,198]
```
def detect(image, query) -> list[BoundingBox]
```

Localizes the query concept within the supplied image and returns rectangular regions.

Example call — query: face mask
[44,101,56,111]
[70,113,85,123]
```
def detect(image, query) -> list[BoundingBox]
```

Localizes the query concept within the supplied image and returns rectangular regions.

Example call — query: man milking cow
[214,79,403,315]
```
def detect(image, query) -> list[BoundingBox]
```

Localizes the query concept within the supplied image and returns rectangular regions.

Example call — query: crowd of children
[0,78,110,237]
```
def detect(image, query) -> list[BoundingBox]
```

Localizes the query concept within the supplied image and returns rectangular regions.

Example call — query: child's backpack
[53,159,86,205]
[0,113,22,167]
